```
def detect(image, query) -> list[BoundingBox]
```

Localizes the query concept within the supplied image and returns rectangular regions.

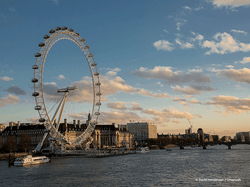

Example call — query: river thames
[0,144,249,186]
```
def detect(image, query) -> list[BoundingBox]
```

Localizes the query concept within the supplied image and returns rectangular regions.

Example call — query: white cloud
[68,112,88,120]
[58,75,65,80]
[235,85,246,90]
[26,117,39,123]
[101,67,121,72]
[175,38,194,49]
[172,119,181,124]
[175,18,187,31]
[231,29,247,35]
[163,29,169,33]
[157,82,163,87]
[130,102,143,111]
[207,95,250,115]
[153,40,174,51]
[107,102,127,110]
[190,32,204,45]
[131,66,212,84]
[9,7,16,12]
[152,93,172,98]
[225,65,234,68]
[203,32,250,54]
[43,72,171,103]
[0,94,20,107]
[172,85,216,95]
[189,99,202,104]
[99,110,141,124]
[210,0,250,9]
[188,68,203,72]
[106,71,118,77]
[183,6,192,10]
[142,107,198,120]
[194,6,203,11]
[217,67,250,84]
[235,57,250,64]
[0,76,13,81]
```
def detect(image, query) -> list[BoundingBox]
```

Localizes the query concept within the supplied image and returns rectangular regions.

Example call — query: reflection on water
[0,145,249,186]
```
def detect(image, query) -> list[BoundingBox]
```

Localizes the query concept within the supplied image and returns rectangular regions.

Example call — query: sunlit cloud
[153,40,174,51]
[171,85,216,95]
[203,32,250,54]
[142,107,199,120]
[175,38,194,49]
[130,102,143,111]
[231,29,247,35]
[207,95,250,115]
[172,119,181,124]
[175,18,187,31]
[235,57,250,64]
[209,0,250,9]
[131,66,212,85]
[0,76,13,81]
[183,6,192,10]
[58,75,65,80]
[99,110,141,124]
[107,101,127,110]
[0,94,20,107]
[26,117,39,123]
[217,67,250,84]
[68,111,88,120]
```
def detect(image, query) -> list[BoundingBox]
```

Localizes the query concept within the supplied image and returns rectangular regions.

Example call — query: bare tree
[5,136,17,153]
[20,133,31,152]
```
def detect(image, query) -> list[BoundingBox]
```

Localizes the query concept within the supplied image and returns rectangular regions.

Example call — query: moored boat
[136,147,150,154]
[14,155,50,166]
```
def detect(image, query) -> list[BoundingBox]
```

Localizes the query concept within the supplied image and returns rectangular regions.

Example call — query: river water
[0,144,249,187]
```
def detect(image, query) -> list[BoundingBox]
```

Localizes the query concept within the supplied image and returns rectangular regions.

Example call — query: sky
[1,0,250,137]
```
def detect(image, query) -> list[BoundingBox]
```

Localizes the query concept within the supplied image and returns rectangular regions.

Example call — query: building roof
[2,124,46,133]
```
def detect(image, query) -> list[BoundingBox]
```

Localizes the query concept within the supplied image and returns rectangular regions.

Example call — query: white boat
[136,147,150,153]
[14,155,50,166]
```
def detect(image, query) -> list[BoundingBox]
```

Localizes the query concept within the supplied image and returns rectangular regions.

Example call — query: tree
[5,136,17,153]
[20,133,31,152]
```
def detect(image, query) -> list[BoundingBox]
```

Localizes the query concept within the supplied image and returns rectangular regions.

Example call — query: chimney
[73,120,76,128]
[17,121,20,130]
[64,119,68,132]
[77,120,80,129]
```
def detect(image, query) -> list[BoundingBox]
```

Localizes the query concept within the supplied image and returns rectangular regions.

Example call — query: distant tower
[197,128,204,143]
[88,113,91,121]
[86,113,91,126]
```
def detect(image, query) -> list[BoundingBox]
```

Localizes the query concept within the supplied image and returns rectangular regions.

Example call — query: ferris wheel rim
[32,28,101,145]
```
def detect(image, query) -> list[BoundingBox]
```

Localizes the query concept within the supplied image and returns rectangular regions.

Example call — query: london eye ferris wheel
[31,26,101,150]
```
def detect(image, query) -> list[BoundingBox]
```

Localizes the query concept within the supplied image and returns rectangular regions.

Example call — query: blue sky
[1,0,250,137]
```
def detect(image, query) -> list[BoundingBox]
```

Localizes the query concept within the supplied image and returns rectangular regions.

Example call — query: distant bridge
[175,142,250,149]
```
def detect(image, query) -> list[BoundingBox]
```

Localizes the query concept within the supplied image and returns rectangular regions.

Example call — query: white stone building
[126,122,157,144]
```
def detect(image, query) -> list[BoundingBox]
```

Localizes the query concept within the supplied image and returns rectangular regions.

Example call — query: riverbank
[0,152,29,160]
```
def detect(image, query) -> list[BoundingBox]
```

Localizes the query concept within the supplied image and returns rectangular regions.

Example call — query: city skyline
[1,0,250,137]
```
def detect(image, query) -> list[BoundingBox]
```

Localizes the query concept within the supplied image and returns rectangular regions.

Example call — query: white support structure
[32,27,101,154]
[34,87,75,152]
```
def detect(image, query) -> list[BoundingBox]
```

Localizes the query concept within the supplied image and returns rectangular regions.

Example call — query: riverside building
[1,121,49,149]
[1,120,134,150]
[126,122,157,145]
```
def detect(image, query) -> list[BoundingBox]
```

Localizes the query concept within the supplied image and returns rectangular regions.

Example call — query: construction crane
[187,119,193,129]
[208,130,216,135]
